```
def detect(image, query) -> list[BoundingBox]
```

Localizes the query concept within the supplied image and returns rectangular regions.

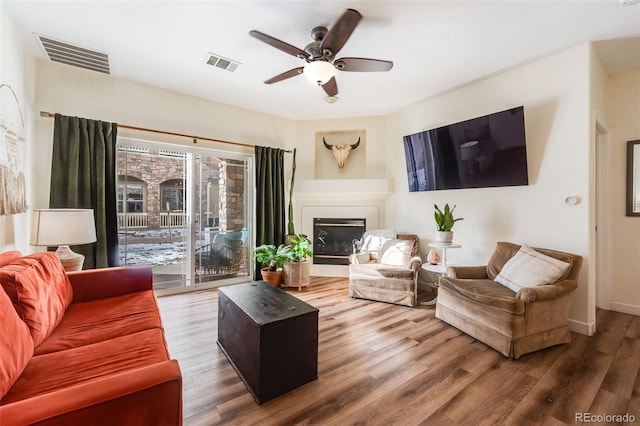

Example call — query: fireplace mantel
[293,179,391,277]
[293,179,392,200]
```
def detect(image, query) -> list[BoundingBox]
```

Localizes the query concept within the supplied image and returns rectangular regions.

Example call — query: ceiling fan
[249,8,393,99]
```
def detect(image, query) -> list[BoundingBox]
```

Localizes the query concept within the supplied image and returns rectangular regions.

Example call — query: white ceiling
[5,1,640,120]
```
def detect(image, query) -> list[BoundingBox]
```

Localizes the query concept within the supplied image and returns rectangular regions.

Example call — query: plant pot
[283,259,311,290]
[260,268,283,286]
[436,231,454,244]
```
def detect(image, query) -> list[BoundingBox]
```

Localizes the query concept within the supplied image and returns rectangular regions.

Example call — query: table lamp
[30,208,97,272]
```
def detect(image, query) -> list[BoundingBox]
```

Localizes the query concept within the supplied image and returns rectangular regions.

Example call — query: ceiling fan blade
[249,30,309,60]
[320,9,362,57]
[264,67,304,84]
[335,57,393,72]
[322,77,338,97]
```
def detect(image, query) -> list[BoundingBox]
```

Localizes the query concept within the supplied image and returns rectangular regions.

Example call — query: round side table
[427,242,461,269]
[420,243,461,306]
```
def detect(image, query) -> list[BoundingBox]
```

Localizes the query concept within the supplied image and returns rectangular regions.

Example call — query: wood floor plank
[504,350,612,423]
[593,309,635,355]
[464,371,539,426]
[626,315,640,339]
[432,349,523,423]
[156,277,640,425]
[601,356,640,399]
[588,388,631,420]
[628,372,640,416]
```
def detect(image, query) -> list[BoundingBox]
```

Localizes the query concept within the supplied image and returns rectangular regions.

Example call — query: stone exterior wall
[218,160,246,231]
[117,149,186,229]
[116,149,245,231]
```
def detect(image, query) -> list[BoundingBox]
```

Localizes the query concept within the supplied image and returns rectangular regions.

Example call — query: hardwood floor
[156,277,640,425]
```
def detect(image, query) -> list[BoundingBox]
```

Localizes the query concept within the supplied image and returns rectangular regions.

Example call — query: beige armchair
[435,242,583,359]
[349,234,422,307]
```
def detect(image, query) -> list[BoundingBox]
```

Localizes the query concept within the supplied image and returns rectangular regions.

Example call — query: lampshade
[30,209,97,246]
[460,140,482,161]
[303,61,336,85]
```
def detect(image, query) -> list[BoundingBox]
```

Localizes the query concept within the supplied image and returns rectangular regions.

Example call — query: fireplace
[313,218,366,265]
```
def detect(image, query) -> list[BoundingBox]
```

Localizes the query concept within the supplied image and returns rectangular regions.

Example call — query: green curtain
[49,114,119,269]
[254,146,285,279]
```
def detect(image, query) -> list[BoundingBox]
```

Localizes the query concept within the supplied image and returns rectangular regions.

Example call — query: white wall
[292,116,388,182]
[385,45,593,328]
[606,68,640,314]
[33,60,295,210]
[0,1,36,253]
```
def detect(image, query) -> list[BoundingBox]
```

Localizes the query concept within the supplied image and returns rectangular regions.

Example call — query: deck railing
[118,212,192,229]
[118,213,148,229]
[160,212,188,228]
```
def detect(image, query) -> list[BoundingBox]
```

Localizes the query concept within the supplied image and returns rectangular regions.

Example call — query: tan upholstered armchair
[349,234,422,307]
[436,242,583,359]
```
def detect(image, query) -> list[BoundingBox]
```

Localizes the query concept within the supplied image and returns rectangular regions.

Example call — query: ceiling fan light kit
[250,8,393,99]
[304,61,336,85]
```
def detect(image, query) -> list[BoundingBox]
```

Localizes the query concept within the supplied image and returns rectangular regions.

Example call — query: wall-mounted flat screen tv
[403,106,528,192]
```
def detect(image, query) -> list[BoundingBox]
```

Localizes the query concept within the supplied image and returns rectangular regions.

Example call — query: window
[161,179,185,211]
[117,176,146,213]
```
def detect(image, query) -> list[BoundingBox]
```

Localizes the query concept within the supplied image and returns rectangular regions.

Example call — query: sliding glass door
[193,153,252,286]
[117,138,253,293]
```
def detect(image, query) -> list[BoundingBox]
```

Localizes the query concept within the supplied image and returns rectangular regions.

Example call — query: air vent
[36,34,110,75]
[205,53,241,72]
[118,145,149,154]
[159,149,187,159]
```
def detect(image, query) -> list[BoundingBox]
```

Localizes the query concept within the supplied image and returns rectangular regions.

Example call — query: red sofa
[0,251,182,425]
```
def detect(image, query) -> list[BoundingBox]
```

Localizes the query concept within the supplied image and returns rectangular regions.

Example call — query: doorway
[595,121,611,311]
[116,138,253,293]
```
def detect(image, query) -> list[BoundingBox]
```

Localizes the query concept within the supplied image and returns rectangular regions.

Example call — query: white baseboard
[609,301,640,316]
[568,318,595,336]
[569,303,640,337]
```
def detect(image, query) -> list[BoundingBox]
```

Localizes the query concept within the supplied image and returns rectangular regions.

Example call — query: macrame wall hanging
[0,83,28,215]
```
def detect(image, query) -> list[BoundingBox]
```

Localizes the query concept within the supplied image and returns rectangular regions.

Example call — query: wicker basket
[283,259,311,290]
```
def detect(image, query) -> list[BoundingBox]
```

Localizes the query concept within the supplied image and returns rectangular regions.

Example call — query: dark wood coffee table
[217,281,319,403]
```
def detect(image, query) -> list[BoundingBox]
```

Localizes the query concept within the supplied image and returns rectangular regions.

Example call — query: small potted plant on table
[434,203,464,244]
[253,244,292,286]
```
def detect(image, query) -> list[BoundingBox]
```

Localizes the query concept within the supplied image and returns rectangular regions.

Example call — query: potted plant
[283,233,313,290]
[434,203,464,244]
[253,244,292,286]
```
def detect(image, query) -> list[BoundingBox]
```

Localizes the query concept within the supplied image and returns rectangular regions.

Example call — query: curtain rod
[39,111,291,153]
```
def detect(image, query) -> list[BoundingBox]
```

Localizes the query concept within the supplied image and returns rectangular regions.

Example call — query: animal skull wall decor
[323,137,360,171]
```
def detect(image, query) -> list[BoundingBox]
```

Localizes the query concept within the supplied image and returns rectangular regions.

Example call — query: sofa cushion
[486,242,521,280]
[350,263,414,280]
[378,239,414,267]
[396,233,420,257]
[360,235,389,255]
[486,242,574,282]
[495,245,571,293]
[0,287,34,399]
[34,290,163,355]
[0,252,73,347]
[0,251,22,267]
[1,328,170,404]
[531,248,574,282]
[438,277,525,315]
